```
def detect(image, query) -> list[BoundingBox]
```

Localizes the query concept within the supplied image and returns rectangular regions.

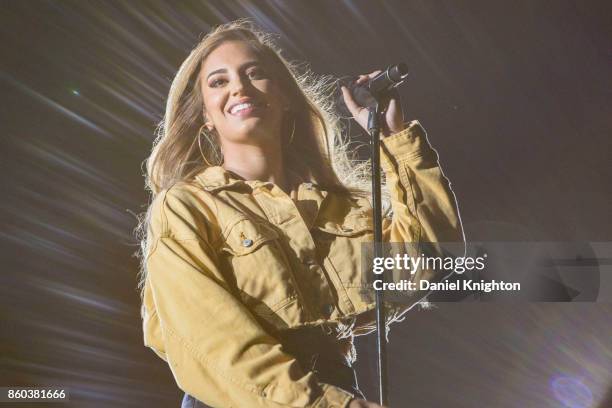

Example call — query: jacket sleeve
[142,187,353,408]
[379,120,465,316]
[380,119,464,244]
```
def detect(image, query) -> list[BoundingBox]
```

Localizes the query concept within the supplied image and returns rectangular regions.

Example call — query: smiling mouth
[228,102,264,116]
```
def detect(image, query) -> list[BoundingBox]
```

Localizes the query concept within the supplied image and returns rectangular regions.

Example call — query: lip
[226,98,265,116]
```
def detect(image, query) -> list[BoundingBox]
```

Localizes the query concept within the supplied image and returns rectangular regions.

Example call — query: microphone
[367,63,409,96]
[336,63,409,115]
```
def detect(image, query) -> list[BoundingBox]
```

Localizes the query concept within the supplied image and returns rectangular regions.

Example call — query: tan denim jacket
[141,120,464,408]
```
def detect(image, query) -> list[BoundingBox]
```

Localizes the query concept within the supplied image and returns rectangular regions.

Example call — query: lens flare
[551,376,594,408]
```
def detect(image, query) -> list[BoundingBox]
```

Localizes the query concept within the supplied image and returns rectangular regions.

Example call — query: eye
[247,67,267,80]
[209,77,227,88]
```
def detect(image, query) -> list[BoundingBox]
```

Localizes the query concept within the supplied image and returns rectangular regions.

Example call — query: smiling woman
[201,41,288,139]
[135,19,463,408]
[143,20,352,198]
[199,40,292,190]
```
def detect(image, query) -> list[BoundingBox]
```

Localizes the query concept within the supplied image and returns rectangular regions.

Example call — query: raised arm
[341,71,463,244]
[380,120,464,245]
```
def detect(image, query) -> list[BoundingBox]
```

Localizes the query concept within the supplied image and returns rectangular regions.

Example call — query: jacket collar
[194,166,256,192]
[193,167,363,232]
[194,166,327,198]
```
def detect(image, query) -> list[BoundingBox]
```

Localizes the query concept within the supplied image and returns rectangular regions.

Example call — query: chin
[232,121,276,143]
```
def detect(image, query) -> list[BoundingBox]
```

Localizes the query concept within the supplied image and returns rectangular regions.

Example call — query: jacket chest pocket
[220,218,298,316]
[315,216,374,288]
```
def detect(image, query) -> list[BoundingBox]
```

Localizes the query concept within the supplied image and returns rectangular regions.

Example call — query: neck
[221,141,288,192]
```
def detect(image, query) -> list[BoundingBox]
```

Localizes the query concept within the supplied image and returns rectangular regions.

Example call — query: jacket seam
[262,294,298,313]
[208,194,223,248]
[400,162,423,246]
[322,257,356,314]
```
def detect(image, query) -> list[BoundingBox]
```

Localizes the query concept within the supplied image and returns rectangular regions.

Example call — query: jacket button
[242,239,253,247]
[307,262,320,273]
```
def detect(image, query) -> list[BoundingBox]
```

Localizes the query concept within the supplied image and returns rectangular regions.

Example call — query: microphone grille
[389,63,409,82]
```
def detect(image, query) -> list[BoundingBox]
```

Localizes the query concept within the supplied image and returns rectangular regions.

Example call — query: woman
[137,20,463,408]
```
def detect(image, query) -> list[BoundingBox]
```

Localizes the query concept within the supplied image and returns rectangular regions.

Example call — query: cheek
[202,92,225,120]
[264,82,287,106]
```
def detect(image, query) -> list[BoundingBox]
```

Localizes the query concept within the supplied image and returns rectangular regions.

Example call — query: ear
[203,111,214,131]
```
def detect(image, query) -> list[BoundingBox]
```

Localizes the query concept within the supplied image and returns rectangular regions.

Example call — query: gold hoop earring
[197,125,222,166]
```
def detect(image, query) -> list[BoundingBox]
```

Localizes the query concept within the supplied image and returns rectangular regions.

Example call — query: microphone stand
[368,102,388,406]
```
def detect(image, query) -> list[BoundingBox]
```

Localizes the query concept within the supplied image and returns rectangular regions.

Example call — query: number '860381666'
[7,389,66,399]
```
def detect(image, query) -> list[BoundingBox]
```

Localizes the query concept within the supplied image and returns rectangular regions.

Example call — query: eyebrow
[206,61,261,80]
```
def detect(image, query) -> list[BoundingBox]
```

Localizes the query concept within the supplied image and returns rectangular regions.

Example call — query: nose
[230,74,249,96]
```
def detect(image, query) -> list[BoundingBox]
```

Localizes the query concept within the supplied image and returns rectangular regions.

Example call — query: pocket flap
[316,216,373,236]
[222,218,280,256]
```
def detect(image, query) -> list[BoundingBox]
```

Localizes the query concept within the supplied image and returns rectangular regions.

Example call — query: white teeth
[230,103,255,114]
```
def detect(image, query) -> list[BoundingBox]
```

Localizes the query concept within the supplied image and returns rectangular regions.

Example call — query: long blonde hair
[134,20,370,296]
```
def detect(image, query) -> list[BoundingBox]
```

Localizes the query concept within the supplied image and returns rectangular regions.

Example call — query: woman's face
[199,40,289,146]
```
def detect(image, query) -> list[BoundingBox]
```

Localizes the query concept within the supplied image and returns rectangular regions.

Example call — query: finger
[341,85,361,116]
[366,70,382,79]
[355,75,369,85]
[356,70,383,86]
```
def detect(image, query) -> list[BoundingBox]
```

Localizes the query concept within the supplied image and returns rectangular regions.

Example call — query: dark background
[1,1,610,407]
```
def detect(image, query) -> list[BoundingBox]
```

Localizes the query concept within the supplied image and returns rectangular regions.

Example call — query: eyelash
[209,78,227,88]
[247,68,264,79]
[208,69,266,88]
